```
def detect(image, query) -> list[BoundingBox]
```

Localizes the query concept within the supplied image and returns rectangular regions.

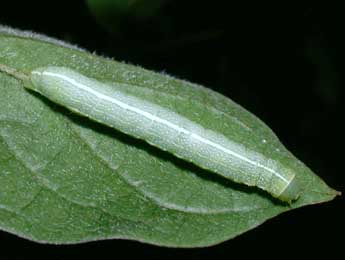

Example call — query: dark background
[0,1,343,259]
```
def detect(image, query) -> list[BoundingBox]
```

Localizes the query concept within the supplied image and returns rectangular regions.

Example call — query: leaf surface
[0,27,338,247]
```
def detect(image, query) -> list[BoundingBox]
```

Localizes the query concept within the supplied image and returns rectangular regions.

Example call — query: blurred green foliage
[87,0,166,33]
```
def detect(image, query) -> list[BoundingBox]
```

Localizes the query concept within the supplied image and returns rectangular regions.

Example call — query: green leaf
[0,26,339,247]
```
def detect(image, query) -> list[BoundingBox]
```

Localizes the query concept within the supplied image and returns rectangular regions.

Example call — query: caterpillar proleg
[29,66,300,202]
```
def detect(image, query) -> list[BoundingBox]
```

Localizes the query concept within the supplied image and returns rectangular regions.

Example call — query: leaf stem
[0,63,30,81]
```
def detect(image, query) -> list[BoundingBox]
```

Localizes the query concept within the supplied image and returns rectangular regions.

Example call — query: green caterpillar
[26,66,300,202]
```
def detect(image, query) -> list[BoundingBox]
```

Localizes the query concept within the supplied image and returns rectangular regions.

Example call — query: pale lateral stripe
[38,71,289,184]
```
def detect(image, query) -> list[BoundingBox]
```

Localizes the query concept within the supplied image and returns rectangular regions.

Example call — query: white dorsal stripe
[36,70,289,184]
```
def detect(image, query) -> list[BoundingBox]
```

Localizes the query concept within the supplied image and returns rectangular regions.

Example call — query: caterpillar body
[29,66,300,202]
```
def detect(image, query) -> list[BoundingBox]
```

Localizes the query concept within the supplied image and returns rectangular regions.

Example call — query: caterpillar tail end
[278,176,301,204]
[28,68,45,91]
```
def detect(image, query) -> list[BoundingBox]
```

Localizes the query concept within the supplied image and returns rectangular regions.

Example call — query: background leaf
[0,28,338,247]
[86,0,166,34]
